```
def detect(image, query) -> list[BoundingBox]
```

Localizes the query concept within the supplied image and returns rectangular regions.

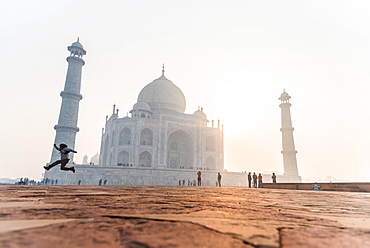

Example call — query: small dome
[132,101,151,112]
[137,75,186,113]
[279,90,291,101]
[193,110,207,119]
[71,41,83,49]
[68,38,86,56]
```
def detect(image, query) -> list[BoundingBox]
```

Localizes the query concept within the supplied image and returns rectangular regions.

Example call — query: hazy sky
[1,0,370,182]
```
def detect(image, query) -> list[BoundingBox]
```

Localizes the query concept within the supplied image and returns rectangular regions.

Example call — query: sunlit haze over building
[1,0,370,182]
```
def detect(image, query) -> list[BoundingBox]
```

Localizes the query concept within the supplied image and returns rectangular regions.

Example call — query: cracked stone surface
[0,186,369,248]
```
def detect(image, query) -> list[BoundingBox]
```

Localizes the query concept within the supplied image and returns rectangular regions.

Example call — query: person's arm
[65,148,77,153]
[53,144,60,151]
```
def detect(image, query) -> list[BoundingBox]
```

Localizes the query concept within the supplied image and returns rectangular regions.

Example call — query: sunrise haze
[1,0,370,182]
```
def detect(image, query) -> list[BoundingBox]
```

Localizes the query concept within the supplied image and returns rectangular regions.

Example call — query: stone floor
[0,185,369,248]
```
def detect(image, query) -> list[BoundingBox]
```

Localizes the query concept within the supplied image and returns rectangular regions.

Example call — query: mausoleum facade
[100,70,224,172]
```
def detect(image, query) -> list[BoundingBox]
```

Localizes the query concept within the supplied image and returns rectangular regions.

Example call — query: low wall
[263,182,370,193]
[44,165,248,187]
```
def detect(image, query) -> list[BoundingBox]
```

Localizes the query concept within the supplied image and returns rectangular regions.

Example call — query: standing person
[258,173,263,188]
[252,172,257,188]
[217,172,222,187]
[197,171,202,186]
[44,144,76,173]
[248,172,252,188]
[271,173,277,183]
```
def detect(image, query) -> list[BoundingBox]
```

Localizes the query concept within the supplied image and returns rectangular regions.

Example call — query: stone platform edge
[263,182,370,193]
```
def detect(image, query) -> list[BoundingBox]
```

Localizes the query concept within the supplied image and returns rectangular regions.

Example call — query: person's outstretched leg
[60,159,75,173]
[44,160,62,170]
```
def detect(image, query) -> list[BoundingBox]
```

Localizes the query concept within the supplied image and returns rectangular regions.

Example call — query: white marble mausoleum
[44,40,248,186]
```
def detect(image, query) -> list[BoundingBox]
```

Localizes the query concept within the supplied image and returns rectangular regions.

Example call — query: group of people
[178,179,198,186]
[178,171,223,187]
[247,172,277,188]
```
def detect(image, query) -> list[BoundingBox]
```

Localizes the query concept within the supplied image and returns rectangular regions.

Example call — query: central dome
[137,75,186,113]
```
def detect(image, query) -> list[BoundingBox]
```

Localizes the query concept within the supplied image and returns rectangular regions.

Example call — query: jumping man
[44,144,77,173]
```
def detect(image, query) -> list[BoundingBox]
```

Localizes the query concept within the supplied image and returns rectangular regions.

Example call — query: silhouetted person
[252,172,257,188]
[197,171,202,186]
[44,144,76,173]
[258,173,263,188]
[217,172,222,187]
[271,173,277,183]
[248,172,252,188]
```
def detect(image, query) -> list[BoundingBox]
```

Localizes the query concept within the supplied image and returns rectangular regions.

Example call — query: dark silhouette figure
[197,171,202,186]
[248,172,252,188]
[217,172,222,187]
[44,144,76,173]
[271,173,277,183]
[258,173,263,188]
[252,172,257,188]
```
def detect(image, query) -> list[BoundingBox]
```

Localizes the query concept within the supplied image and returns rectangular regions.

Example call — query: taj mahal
[43,39,301,186]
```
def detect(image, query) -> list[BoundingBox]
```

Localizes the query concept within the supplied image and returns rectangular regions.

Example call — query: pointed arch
[117,150,129,166]
[167,130,193,169]
[102,135,109,165]
[139,151,152,167]
[140,128,153,146]
[111,130,115,146]
[108,152,113,166]
[119,128,131,145]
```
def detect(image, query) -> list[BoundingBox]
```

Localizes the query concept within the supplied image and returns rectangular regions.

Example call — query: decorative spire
[77,37,79,42]
[162,64,165,76]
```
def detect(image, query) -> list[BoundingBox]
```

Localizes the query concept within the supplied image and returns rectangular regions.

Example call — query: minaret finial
[77,37,80,42]
[162,64,165,76]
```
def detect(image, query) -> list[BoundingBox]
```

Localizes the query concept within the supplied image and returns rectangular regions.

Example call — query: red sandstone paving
[0,185,370,248]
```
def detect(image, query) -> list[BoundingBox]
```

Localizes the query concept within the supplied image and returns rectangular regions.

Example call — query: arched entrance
[139,151,152,167]
[140,128,153,146]
[102,135,109,165]
[119,128,131,145]
[117,150,129,166]
[167,130,193,169]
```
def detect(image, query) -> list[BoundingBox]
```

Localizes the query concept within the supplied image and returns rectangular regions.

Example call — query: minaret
[279,90,301,181]
[50,39,86,163]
